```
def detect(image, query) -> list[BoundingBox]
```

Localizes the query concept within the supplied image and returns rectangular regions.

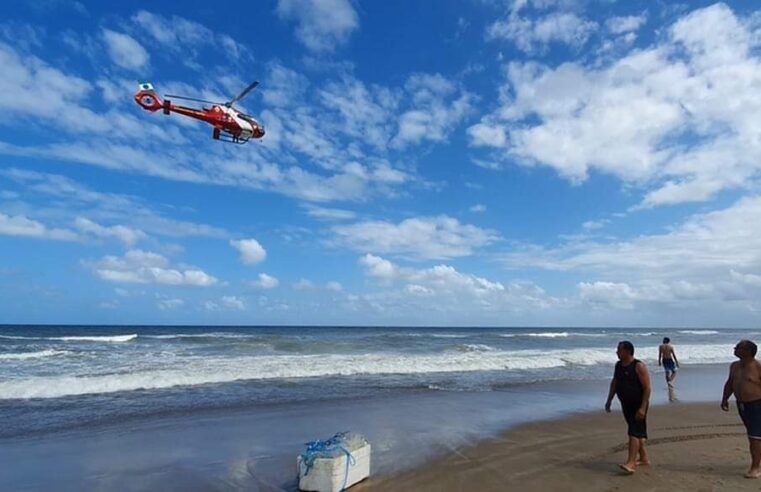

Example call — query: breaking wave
[0,343,734,400]
[0,349,69,361]
[0,334,137,343]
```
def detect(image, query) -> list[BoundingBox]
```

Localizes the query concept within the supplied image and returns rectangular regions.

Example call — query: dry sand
[359,402,757,492]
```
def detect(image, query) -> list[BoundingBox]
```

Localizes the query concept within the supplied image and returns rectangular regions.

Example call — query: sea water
[0,325,749,490]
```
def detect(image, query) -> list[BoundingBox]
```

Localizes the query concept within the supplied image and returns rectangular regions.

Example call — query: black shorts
[621,400,648,439]
[738,399,761,440]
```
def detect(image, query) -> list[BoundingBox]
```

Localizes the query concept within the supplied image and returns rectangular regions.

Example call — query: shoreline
[360,401,754,492]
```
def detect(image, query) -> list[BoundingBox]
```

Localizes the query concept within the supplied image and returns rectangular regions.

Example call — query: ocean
[0,325,751,490]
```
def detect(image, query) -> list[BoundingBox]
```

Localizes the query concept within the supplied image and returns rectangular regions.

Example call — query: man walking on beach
[721,339,761,479]
[605,341,652,474]
[659,337,679,401]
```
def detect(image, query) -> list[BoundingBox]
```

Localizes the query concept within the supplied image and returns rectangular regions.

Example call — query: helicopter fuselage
[134,86,265,143]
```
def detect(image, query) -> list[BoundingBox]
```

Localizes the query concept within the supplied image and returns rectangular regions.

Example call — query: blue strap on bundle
[301,432,356,491]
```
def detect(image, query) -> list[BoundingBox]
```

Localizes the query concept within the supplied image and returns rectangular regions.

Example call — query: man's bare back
[659,343,675,360]
[730,360,761,402]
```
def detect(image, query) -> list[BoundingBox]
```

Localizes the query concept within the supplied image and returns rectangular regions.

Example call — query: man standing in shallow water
[658,337,679,401]
[722,339,761,479]
[605,341,652,475]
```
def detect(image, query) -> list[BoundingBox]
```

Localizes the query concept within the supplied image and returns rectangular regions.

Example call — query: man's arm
[605,377,617,412]
[721,364,735,411]
[636,363,651,419]
[672,348,679,367]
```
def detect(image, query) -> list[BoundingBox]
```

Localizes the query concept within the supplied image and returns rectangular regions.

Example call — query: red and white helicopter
[134,81,265,143]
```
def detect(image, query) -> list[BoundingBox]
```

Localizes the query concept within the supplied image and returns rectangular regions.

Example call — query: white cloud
[75,217,146,247]
[276,0,359,52]
[334,216,497,260]
[157,298,184,310]
[392,74,474,148]
[487,11,598,53]
[304,205,356,221]
[0,212,77,241]
[250,273,279,289]
[101,29,149,71]
[605,14,647,35]
[293,278,313,290]
[130,10,247,65]
[325,281,343,291]
[230,238,267,265]
[87,250,218,286]
[203,296,246,311]
[471,3,761,207]
[356,254,556,318]
[501,195,761,311]
[470,204,487,213]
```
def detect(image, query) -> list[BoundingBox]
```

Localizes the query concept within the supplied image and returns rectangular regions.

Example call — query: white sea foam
[430,334,469,339]
[500,332,605,338]
[678,330,720,335]
[460,344,496,352]
[0,334,137,343]
[0,349,69,360]
[0,343,736,400]
[145,333,253,340]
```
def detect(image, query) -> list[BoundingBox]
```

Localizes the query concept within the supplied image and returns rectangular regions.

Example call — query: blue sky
[1,0,761,327]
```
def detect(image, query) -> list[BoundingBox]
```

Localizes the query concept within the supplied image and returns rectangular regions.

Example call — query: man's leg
[637,438,650,465]
[619,436,638,473]
[746,438,761,478]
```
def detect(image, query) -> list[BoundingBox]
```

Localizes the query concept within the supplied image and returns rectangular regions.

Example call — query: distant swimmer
[658,337,679,401]
[721,340,761,479]
[605,340,652,475]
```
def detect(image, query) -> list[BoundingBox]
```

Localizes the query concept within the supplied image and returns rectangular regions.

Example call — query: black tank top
[615,359,643,404]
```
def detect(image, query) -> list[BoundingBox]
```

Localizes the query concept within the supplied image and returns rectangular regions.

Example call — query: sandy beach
[361,402,755,492]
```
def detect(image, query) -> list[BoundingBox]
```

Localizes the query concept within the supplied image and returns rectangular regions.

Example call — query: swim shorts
[663,359,676,372]
[621,400,648,439]
[738,399,761,440]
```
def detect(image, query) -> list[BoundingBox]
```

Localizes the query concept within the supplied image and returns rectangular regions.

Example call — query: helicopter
[134,80,265,144]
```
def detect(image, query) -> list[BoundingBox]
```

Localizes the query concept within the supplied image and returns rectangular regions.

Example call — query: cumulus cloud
[605,14,647,35]
[355,254,556,319]
[334,216,497,260]
[487,10,598,54]
[249,273,279,289]
[293,278,314,290]
[501,194,761,310]
[392,74,474,148]
[230,238,267,265]
[157,298,184,310]
[87,250,218,286]
[0,212,77,241]
[204,295,246,311]
[74,217,146,246]
[276,0,359,52]
[471,3,761,207]
[101,29,149,71]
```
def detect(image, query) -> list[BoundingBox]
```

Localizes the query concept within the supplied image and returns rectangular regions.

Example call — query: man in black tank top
[605,340,652,475]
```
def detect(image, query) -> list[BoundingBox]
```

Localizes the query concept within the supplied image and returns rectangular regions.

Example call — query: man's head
[734,339,758,360]
[617,340,635,360]
[663,337,670,344]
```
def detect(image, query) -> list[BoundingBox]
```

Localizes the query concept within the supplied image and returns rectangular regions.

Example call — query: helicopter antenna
[227,81,259,107]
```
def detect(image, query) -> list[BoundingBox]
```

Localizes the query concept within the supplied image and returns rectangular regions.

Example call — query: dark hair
[618,340,635,355]
[663,337,670,344]
[738,340,758,357]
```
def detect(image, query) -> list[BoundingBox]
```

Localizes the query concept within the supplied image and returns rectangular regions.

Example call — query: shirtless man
[658,337,679,387]
[722,340,761,478]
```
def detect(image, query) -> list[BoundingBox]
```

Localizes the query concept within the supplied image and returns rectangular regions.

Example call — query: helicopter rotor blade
[165,94,224,106]
[228,81,259,106]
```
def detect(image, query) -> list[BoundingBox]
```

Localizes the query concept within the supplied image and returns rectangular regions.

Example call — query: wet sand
[360,402,756,492]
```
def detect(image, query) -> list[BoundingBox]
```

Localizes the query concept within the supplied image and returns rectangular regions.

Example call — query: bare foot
[744,469,761,479]
[636,460,651,466]
[619,463,636,475]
